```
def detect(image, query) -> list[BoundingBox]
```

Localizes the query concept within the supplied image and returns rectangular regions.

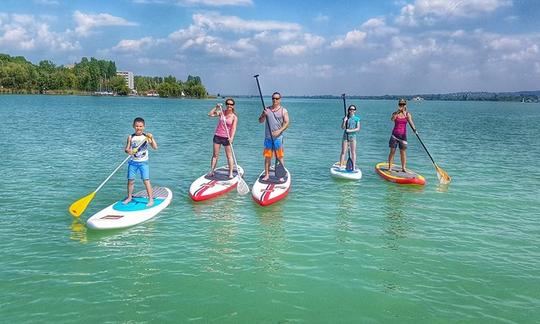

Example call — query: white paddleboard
[87,187,172,230]
[252,166,291,206]
[330,162,362,180]
[189,165,244,201]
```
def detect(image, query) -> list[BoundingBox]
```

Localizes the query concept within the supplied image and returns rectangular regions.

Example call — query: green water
[1,95,539,323]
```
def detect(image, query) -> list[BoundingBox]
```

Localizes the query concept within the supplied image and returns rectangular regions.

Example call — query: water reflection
[69,218,87,243]
[382,185,411,250]
[436,183,450,193]
[335,182,359,241]
[195,197,240,275]
[255,203,284,273]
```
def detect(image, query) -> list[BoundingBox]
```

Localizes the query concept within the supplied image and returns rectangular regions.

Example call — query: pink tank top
[392,114,408,136]
[215,114,234,138]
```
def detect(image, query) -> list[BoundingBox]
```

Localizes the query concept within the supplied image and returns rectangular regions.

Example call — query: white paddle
[217,104,249,195]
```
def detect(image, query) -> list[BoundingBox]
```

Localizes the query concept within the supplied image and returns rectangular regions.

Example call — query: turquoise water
[1,95,539,323]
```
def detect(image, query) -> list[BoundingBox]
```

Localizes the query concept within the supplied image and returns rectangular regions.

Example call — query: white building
[117,71,134,90]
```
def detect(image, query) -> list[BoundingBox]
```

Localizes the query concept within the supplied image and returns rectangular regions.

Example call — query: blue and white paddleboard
[86,187,172,230]
[330,162,362,180]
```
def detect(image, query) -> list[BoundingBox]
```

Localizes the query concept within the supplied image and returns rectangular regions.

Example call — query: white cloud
[111,37,158,53]
[165,12,309,59]
[396,0,513,26]
[274,33,325,56]
[489,37,521,50]
[192,12,301,33]
[73,10,137,36]
[0,13,79,51]
[361,18,398,36]
[330,30,367,49]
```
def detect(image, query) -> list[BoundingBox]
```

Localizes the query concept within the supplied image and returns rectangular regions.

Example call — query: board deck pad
[112,197,165,211]
[189,165,244,202]
[204,167,240,181]
[258,169,288,184]
[375,162,425,185]
[379,165,419,179]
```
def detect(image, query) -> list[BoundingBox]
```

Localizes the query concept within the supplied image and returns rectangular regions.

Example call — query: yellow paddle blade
[435,164,451,184]
[69,192,96,217]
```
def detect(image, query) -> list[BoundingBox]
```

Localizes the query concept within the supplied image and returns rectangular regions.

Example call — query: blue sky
[1,0,539,95]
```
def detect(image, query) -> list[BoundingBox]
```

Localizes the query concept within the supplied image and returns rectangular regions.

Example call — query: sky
[0,0,539,95]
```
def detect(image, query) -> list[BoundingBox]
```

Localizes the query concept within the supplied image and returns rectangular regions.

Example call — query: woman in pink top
[388,98,417,172]
[208,98,238,178]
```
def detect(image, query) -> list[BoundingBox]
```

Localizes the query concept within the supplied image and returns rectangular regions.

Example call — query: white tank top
[130,133,148,162]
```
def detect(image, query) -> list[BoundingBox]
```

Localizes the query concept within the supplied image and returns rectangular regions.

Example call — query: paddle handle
[254,75,267,113]
[341,93,347,117]
[94,139,147,193]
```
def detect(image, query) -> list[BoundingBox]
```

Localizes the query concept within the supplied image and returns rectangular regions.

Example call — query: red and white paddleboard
[189,165,244,201]
[251,166,291,206]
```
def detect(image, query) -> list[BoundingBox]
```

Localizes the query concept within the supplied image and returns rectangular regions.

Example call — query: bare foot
[146,199,154,207]
[123,197,132,204]
[279,177,285,183]
[262,175,270,181]
[207,171,215,177]
[228,174,234,179]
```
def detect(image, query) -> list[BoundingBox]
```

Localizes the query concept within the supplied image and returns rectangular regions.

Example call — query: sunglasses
[272,97,281,100]
[348,108,356,111]
[226,103,234,106]
[399,103,406,106]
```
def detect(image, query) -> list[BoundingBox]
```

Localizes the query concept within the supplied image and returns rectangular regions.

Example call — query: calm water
[1,95,539,323]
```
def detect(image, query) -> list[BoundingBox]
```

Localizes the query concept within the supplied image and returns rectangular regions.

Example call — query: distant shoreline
[227,90,540,103]
[1,88,539,103]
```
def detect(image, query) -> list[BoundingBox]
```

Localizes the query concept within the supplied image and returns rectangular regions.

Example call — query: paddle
[341,94,354,171]
[253,74,287,179]
[409,126,451,184]
[217,103,250,195]
[68,139,148,217]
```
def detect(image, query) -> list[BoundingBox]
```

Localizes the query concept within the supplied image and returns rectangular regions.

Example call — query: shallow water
[1,95,539,322]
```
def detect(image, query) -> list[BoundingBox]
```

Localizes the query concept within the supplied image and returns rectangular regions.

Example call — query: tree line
[135,75,207,98]
[0,53,207,98]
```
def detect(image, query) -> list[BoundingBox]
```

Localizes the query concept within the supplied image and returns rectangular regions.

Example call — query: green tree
[110,75,130,95]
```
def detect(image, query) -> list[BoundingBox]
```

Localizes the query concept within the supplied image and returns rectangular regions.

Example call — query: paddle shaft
[254,75,281,166]
[217,104,241,174]
[341,94,353,167]
[95,139,148,193]
[408,123,437,165]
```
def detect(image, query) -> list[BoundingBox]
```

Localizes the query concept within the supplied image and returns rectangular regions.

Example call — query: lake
[1,95,539,322]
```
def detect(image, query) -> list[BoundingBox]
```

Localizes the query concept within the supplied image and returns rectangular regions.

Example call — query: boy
[123,117,158,206]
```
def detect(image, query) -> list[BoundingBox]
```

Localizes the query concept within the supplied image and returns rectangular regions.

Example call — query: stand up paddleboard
[87,187,172,230]
[330,162,362,180]
[252,166,291,206]
[189,165,244,201]
[375,162,425,185]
